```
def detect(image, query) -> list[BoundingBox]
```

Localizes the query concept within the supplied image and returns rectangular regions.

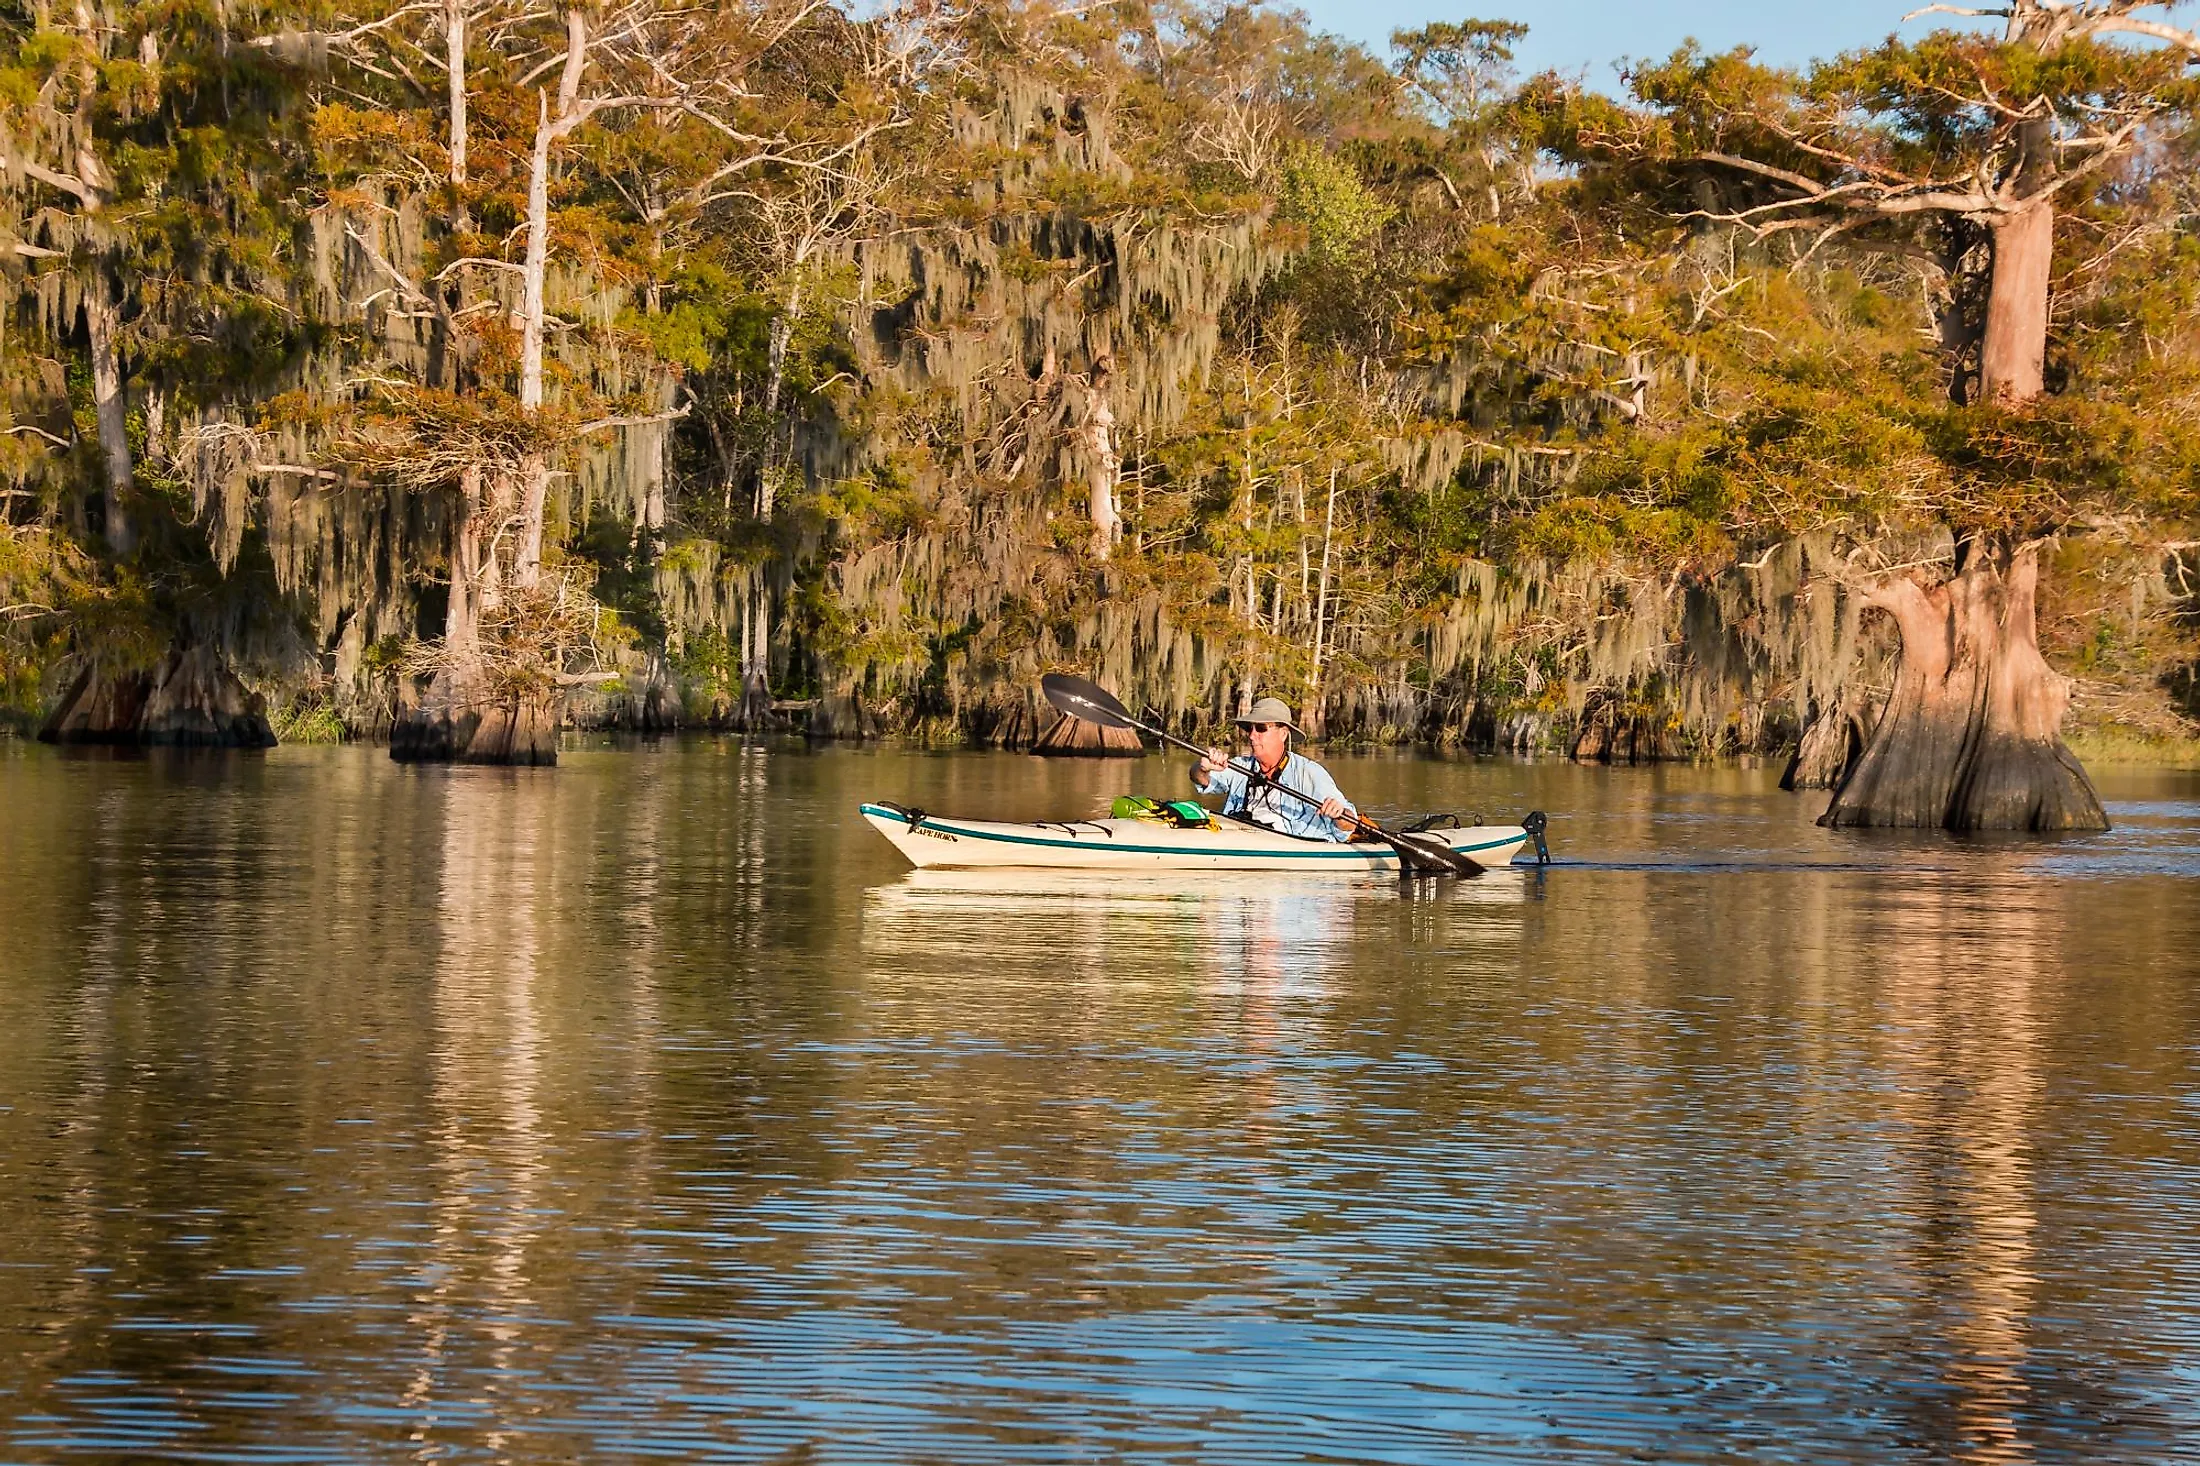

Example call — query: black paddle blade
[1388,829,1485,878]
[1040,672,1137,731]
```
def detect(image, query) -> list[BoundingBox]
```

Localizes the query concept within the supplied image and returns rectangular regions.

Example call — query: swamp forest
[5,0,2200,828]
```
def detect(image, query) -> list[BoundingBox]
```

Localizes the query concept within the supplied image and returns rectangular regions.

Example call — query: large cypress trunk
[38,662,151,743]
[390,473,560,766]
[40,640,276,747]
[390,654,561,765]
[1821,540,2105,832]
[390,681,560,765]
[1980,199,2052,405]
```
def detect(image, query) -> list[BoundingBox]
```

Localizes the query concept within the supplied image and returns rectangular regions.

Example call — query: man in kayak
[1194,696,1359,841]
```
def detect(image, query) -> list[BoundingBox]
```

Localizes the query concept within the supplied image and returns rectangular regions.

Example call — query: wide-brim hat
[1232,696,1304,735]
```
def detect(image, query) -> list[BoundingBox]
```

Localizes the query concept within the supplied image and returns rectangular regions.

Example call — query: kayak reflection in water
[1193,695,1360,843]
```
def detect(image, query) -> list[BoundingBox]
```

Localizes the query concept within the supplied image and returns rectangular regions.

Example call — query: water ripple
[0,746,2195,1461]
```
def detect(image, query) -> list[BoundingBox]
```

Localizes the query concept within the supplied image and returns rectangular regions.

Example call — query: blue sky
[1289,0,1993,83]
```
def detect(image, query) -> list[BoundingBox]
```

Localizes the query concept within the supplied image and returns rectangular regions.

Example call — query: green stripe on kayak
[857,804,1523,860]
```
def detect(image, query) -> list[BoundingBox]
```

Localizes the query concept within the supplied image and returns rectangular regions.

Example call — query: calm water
[2,739,2198,1463]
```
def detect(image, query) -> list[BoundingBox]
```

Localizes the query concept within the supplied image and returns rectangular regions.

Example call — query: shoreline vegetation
[3,1,2197,824]
[2063,728,2200,771]
[18,703,2200,776]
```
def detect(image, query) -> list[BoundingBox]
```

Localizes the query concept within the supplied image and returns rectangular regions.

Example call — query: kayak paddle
[1039,672,1484,878]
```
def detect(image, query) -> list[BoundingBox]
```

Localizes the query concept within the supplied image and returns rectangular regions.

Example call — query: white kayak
[860,801,1542,872]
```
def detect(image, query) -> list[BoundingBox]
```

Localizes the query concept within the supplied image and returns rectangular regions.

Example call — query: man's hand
[1318,797,1351,822]
[1198,746,1229,777]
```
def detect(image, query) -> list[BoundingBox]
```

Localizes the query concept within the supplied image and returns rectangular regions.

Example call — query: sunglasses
[1243,723,1284,734]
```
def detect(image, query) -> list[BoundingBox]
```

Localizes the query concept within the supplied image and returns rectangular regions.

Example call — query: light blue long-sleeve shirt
[1193,751,1357,842]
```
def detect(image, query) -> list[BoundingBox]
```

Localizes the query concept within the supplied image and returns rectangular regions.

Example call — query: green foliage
[269,697,348,744]
[1392,19,1527,125]
[669,625,742,707]
[1276,144,1393,271]
[1,0,2195,752]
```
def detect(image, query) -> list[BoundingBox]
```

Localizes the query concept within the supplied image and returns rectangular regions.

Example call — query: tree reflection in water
[1879,877,2047,1466]
[419,770,554,1450]
[0,744,2192,1462]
